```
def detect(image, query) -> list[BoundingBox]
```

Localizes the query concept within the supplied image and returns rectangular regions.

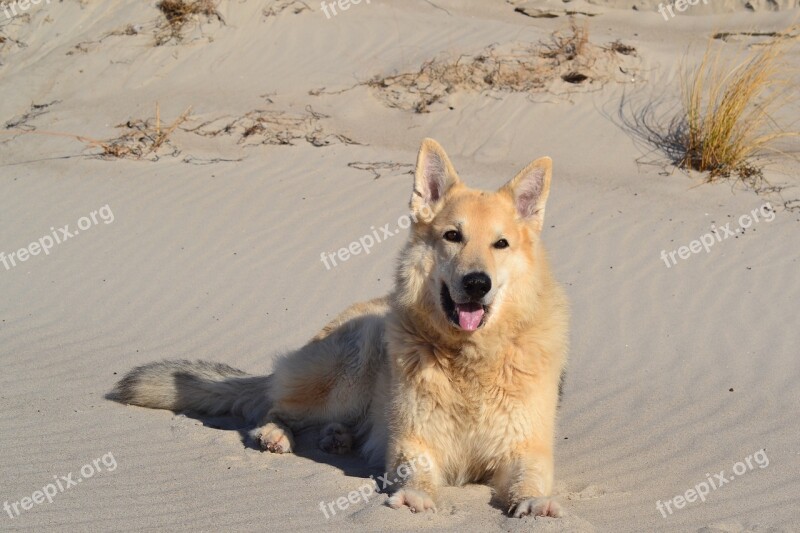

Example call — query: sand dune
[1,0,798,531]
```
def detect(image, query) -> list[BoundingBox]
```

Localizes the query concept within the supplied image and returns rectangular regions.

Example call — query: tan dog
[111,138,569,518]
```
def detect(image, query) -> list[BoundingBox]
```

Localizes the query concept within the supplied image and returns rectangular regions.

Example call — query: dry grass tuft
[540,21,589,61]
[4,101,60,131]
[679,37,799,183]
[713,25,800,44]
[2,103,190,160]
[156,0,222,45]
[347,161,414,180]
[608,40,637,56]
[263,0,311,17]
[184,105,359,147]
[99,104,193,160]
[0,14,28,56]
[363,21,638,113]
[3,101,358,160]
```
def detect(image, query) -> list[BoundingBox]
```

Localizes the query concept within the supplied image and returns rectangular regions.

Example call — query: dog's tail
[109,360,271,423]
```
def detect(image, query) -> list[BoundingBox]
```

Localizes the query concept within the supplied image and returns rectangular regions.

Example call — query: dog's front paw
[511,497,563,518]
[387,488,437,513]
[250,422,294,454]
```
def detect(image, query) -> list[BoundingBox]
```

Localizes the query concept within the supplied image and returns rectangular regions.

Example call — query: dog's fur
[111,139,569,518]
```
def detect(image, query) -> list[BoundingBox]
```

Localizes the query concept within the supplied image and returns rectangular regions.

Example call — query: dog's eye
[443,230,462,243]
[494,238,509,249]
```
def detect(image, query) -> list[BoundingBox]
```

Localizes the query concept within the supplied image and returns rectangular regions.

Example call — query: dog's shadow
[106,385,379,480]
[212,413,377,479]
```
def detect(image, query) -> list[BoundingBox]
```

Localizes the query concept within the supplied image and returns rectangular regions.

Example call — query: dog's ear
[501,156,552,231]
[411,138,461,223]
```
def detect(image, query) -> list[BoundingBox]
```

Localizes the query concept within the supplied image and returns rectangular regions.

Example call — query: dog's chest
[429,368,533,482]
[395,341,540,444]
[434,361,535,438]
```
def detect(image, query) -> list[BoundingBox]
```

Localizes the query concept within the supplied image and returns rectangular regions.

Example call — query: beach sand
[1,0,799,531]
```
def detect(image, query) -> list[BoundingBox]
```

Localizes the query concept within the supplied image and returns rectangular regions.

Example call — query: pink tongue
[457,303,485,331]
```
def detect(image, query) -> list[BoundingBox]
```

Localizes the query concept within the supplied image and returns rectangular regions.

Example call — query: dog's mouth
[440,283,489,332]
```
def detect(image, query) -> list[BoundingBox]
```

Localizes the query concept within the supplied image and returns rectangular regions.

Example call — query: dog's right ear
[410,138,461,223]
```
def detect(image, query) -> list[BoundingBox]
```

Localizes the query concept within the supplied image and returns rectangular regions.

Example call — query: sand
[1,0,799,531]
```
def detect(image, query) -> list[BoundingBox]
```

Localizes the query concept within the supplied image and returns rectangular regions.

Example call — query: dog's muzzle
[440,278,490,332]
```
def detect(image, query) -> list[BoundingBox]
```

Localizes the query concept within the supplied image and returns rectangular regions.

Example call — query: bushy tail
[109,360,271,423]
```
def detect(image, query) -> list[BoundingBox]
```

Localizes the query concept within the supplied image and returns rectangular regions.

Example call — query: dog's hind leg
[252,298,389,454]
[318,422,354,455]
[249,350,352,453]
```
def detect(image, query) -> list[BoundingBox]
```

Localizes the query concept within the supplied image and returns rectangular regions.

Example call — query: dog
[111,138,569,518]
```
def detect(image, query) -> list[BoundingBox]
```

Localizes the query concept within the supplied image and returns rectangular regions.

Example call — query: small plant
[679,37,798,182]
[540,20,589,61]
[156,0,222,45]
[98,104,193,160]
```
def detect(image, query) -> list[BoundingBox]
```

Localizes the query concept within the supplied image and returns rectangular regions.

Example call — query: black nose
[462,272,491,300]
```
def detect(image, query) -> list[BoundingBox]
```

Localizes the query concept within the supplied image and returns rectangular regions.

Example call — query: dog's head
[396,138,552,334]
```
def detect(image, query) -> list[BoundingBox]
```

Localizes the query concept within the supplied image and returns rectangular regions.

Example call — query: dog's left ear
[501,156,552,231]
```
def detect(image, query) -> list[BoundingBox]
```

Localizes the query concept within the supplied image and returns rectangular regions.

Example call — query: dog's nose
[462,272,492,300]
